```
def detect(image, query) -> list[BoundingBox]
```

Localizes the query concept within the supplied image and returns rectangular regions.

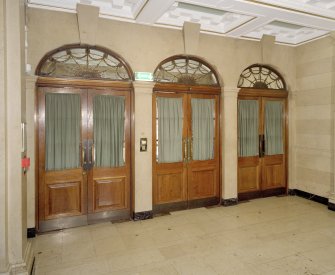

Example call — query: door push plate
[140,138,147,152]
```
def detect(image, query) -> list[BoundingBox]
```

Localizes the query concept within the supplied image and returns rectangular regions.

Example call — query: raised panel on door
[94,176,126,211]
[187,94,220,201]
[238,157,261,193]
[87,89,131,215]
[38,88,87,223]
[237,98,261,196]
[153,93,188,206]
[156,168,187,203]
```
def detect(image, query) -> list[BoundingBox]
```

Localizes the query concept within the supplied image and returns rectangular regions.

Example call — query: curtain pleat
[45,93,81,171]
[265,101,283,155]
[238,100,259,157]
[191,98,215,160]
[93,95,125,167]
[157,97,183,163]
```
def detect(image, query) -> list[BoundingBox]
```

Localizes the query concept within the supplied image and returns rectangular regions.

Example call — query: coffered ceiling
[27,0,335,46]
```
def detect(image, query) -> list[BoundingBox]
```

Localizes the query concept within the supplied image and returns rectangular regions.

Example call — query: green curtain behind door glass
[265,101,284,155]
[157,97,183,163]
[238,100,259,157]
[45,93,81,171]
[191,98,215,160]
[93,95,125,167]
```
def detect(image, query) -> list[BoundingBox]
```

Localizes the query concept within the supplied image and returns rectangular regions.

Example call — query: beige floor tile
[301,245,335,272]
[171,255,218,275]
[33,197,335,275]
[94,235,127,256]
[258,253,329,275]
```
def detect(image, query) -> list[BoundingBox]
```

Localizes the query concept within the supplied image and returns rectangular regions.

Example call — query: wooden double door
[238,91,288,200]
[153,91,220,212]
[37,84,131,231]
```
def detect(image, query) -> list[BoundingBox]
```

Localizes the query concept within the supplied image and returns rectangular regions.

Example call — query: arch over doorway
[237,64,288,201]
[152,55,221,213]
[154,54,220,86]
[36,43,134,81]
[36,44,134,232]
[238,64,286,90]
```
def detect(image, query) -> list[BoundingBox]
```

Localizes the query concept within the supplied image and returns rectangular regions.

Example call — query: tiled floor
[34,196,335,275]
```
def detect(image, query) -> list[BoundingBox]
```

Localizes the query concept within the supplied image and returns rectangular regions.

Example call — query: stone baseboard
[133,211,153,221]
[328,201,335,211]
[222,198,238,207]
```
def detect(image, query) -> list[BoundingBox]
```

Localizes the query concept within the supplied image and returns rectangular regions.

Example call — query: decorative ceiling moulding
[248,0,335,20]
[243,20,329,45]
[156,1,255,34]
[28,0,147,19]
[27,0,335,46]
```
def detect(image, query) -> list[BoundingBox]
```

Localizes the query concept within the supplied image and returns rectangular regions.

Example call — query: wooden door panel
[45,180,82,219]
[262,155,285,189]
[188,167,218,200]
[87,89,131,215]
[94,177,126,211]
[155,169,187,204]
[238,157,261,193]
[187,94,220,202]
[38,87,87,224]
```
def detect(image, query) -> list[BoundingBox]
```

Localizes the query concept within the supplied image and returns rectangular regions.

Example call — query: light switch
[140,138,147,152]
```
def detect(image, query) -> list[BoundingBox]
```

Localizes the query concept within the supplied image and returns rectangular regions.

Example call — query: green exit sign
[134,72,153,81]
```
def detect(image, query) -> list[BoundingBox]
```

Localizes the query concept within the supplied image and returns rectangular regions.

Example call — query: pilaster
[330,32,335,207]
[26,75,37,229]
[132,81,154,213]
[288,90,297,190]
[222,87,239,201]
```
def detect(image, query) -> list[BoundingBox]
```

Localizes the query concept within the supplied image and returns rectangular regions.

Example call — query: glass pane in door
[191,98,215,161]
[156,97,183,163]
[93,95,125,167]
[45,93,81,171]
[238,100,259,157]
[264,101,284,155]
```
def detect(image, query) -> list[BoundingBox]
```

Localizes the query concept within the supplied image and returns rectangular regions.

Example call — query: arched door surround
[36,44,134,232]
[237,64,288,201]
[152,55,221,213]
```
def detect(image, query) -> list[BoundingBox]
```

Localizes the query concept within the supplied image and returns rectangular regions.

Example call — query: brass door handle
[190,138,193,161]
[259,134,265,158]
[91,143,95,165]
[81,144,86,166]
[183,138,188,162]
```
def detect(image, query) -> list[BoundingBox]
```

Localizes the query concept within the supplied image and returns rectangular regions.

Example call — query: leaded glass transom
[154,56,219,86]
[37,45,132,81]
[238,64,286,90]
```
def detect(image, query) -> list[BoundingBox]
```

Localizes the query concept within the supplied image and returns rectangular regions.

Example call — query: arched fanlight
[36,44,133,81]
[154,55,219,86]
[238,64,286,90]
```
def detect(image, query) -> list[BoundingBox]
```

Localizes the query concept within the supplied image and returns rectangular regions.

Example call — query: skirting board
[328,201,335,211]
[7,240,34,275]
[133,211,153,221]
[288,188,335,211]
[222,198,238,207]
[27,228,36,239]
[288,189,328,205]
